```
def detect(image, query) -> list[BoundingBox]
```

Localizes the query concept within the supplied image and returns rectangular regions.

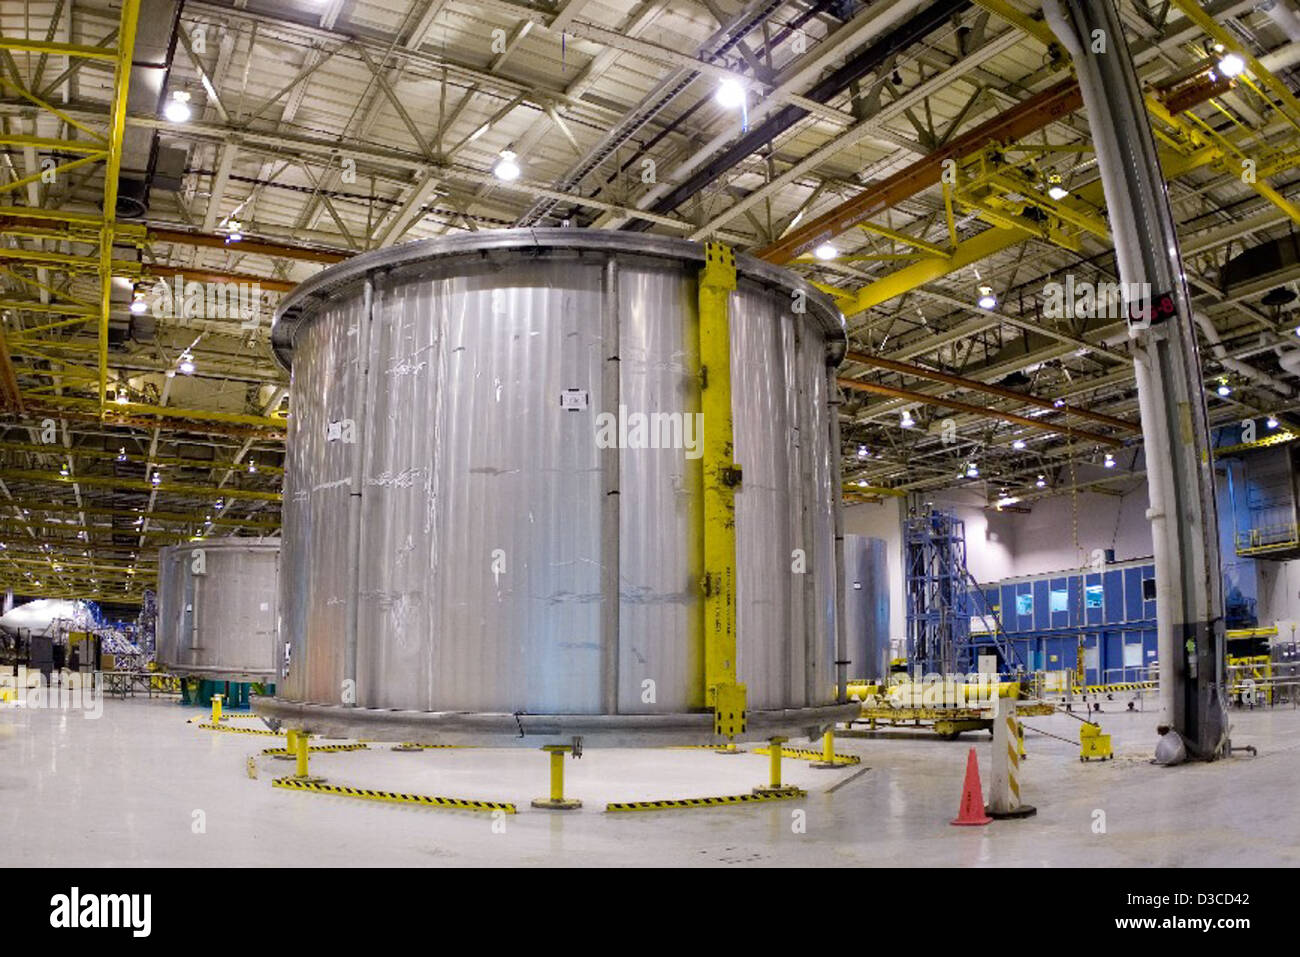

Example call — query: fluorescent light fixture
[715,78,746,109]
[493,149,521,182]
[164,90,192,123]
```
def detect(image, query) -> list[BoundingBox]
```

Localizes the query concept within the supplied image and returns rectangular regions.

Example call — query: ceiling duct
[115,0,183,218]
[1220,232,1300,300]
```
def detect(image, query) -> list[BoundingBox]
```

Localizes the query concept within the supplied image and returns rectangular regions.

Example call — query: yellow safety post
[697,241,747,740]
[1017,720,1027,761]
[278,728,298,761]
[211,693,223,724]
[810,728,839,769]
[754,736,800,796]
[769,737,784,787]
[292,729,325,782]
[531,744,582,810]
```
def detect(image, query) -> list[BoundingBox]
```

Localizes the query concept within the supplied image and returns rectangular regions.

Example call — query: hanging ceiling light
[164,90,192,123]
[1012,438,1026,450]
[857,444,869,459]
[715,78,745,109]
[1046,174,1069,201]
[976,285,997,310]
[1036,474,1047,488]
[1219,53,1245,77]
[900,409,914,428]
[493,149,521,182]
[1217,379,1232,397]
[129,285,148,315]
[178,352,196,375]
[224,218,244,243]
[1103,453,1115,469]
[813,243,837,261]
[966,461,979,478]
[1267,416,1279,429]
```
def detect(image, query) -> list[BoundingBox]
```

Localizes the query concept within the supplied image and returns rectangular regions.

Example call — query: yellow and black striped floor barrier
[271,776,515,813]
[607,786,806,812]
[261,743,369,755]
[198,722,283,736]
[752,745,860,765]
[1071,681,1156,694]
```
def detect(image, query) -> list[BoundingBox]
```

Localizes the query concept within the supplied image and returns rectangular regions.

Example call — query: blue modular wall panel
[1033,579,1050,631]
[1001,585,1017,634]
[1124,567,1143,622]
[1103,570,1124,625]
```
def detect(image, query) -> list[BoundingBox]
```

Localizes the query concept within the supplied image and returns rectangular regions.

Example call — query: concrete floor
[2,695,1296,867]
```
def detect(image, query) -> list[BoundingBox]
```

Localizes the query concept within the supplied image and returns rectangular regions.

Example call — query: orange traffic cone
[950,746,993,826]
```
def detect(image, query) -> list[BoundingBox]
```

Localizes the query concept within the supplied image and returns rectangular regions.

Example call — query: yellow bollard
[292,729,325,782]
[811,728,841,769]
[211,693,223,724]
[754,736,793,794]
[531,744,582,810]
[1017,720,1027,760]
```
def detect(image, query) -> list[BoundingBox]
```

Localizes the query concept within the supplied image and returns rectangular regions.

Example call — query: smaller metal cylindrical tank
[156,540,280,682]
[844,535,890,681]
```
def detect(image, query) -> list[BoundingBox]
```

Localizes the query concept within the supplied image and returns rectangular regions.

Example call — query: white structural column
[1044,0,1228,760]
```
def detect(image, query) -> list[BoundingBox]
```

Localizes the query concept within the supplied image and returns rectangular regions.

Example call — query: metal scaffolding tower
[905,506,1020,675]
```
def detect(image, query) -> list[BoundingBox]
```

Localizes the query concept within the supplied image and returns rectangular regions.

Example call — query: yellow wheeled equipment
[1079,721,1113,761]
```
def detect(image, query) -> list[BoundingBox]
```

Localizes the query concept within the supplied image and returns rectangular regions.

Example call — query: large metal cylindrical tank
[844,535,891,681]
[156,540,280,682]
[262,229,853,745]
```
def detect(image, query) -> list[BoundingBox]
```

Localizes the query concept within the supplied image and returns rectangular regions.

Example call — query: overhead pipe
[1044,0,1228,761]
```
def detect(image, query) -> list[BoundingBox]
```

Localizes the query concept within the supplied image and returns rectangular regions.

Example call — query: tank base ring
[252,697,861,749]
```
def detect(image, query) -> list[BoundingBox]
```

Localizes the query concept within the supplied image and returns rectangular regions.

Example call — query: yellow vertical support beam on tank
[98,0,141,414]
[698,242,747,739]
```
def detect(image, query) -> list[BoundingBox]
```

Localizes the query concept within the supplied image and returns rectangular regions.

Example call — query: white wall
[999,485,1154,578]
